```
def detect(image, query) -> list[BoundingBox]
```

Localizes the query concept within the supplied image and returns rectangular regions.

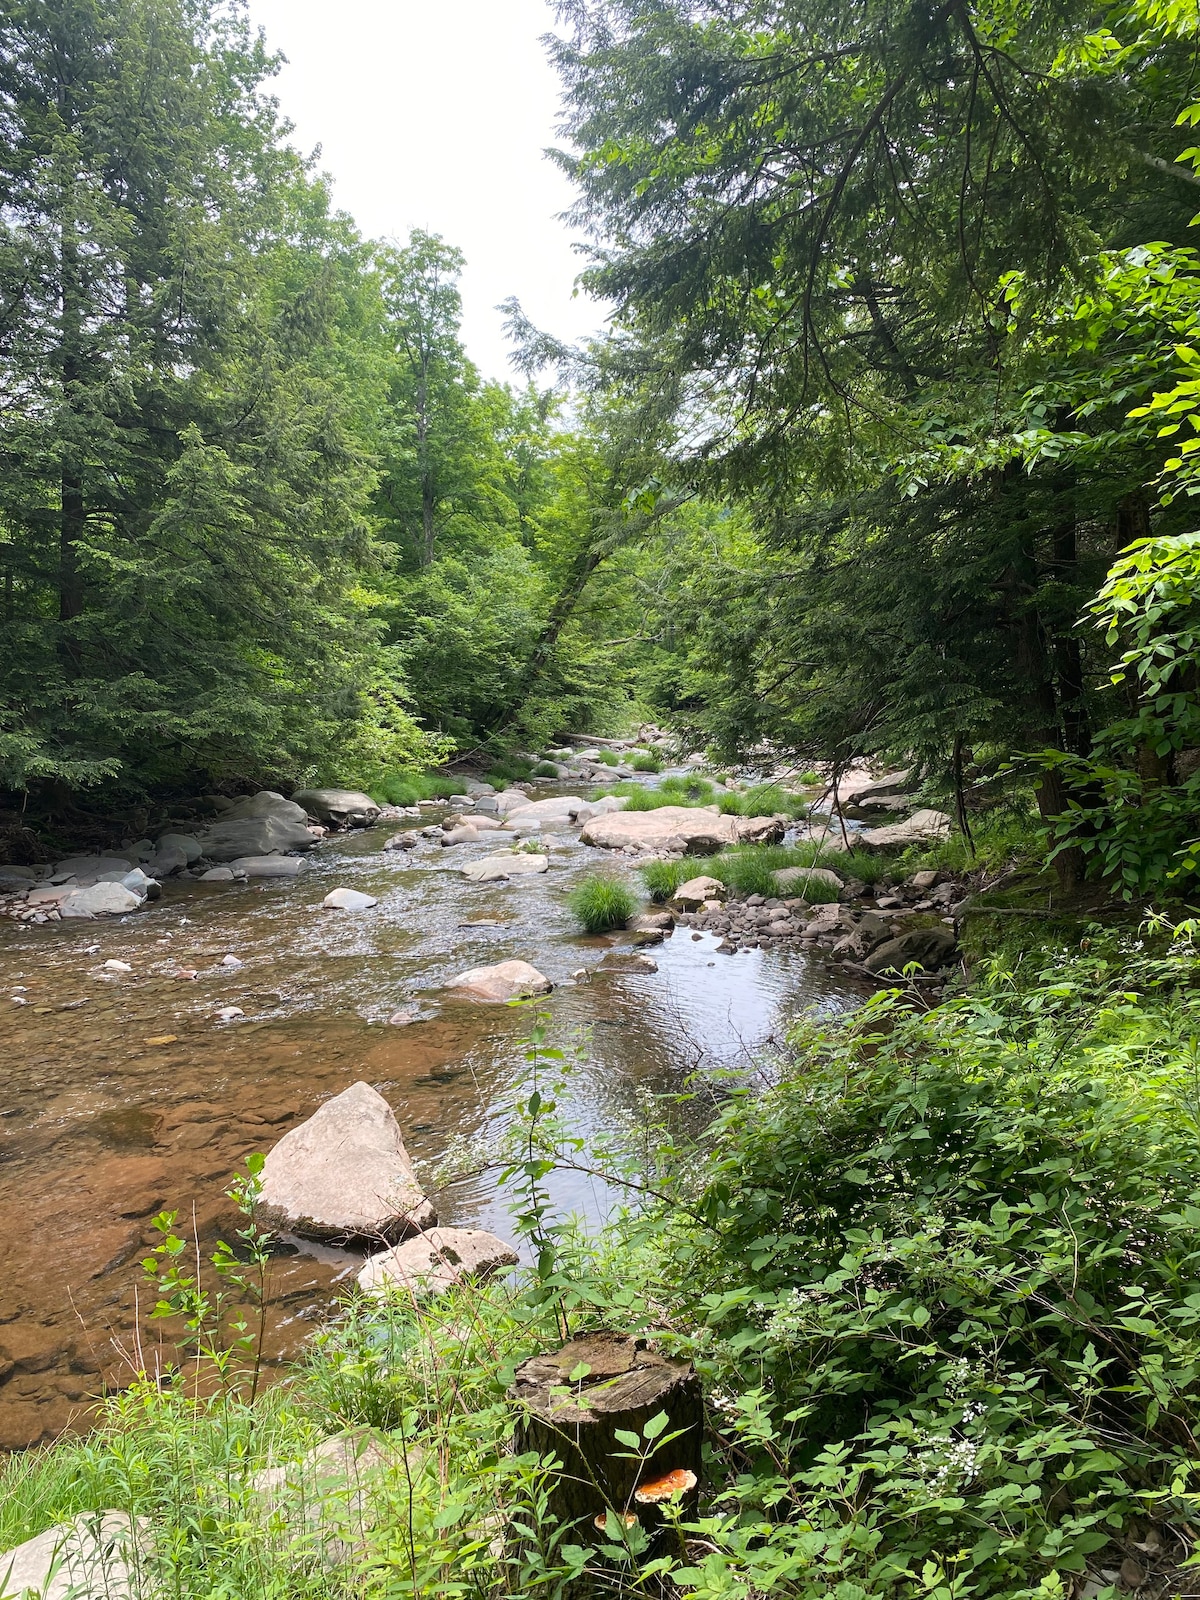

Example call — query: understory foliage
[6,928,1200,1597]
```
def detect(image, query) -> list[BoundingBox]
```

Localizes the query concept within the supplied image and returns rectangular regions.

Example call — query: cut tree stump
[509,1331,702,1538]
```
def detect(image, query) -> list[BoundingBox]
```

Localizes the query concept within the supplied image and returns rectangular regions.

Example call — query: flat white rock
[358,1226,519,1297]
[0,1511,152,1600]
[322,887,378,911]
[446,959,553,1002]
[60,883,143,919]
[255,1081,436,1243]
[460,853,548,883]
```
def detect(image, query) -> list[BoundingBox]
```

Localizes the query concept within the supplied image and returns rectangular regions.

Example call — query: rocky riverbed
[0,765,893,1452]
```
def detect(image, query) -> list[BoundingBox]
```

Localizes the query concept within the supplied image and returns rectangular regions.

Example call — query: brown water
[0,800,863,1449]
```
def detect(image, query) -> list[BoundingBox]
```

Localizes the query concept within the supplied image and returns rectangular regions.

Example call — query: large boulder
[493,788,535,816]
[505,795,587,824]
[60,882,144,919]
[734,815,788,845]
[0,1511,152,1600]
[53,853,138,878]
[255,1082,436,1244]
[580,806,740,854]
[858,809,953,851]
[293,789,381,829]
[864,926,959,975]
[357,1226,519,1297]
[194,791,316,860]
[461,853,548,883]
[571,795,630,822]
[156,831,203,863]
[446,960,553,1001]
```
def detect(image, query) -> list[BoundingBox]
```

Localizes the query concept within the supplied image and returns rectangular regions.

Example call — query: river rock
[383,832,419,850]
[505,795,587,824]
[194,791,316,859]
[157,831,203,863]
[461,853,548,883]
[734,815,788,845]
[441,825,481,845]
[864,926,959,975]
[357,1226,519,1297]
[322,887,378,911]
[256,1081,436,1243]
[447,959,553,1001]
[0,1511,153,1600]
[580,806,740,854]
[228,855,306,878]
[53,853,137,879]
[60,882,144,919]
[598,949,659,973]
[293,788,381,829]
[673,875,726,910]
[493,788,534,816]
[775,865,844,897]
[830,912,892,961]
[858,809,953,850]
[200,866,236,881]
[632,911,675,931]
[571,794,630,821]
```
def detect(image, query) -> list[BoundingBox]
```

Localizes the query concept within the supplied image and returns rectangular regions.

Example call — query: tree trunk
[58,204,84,673]
[509,1331,702,1541]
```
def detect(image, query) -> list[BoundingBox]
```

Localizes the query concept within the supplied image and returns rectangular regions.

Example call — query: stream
[0,790,865,1450]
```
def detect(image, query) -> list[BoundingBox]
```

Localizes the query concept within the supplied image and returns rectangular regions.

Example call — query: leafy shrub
[567,873,638,933]
[577,922,1200,1600]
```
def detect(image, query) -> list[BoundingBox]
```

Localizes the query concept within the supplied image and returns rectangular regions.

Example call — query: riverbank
[2,914,1197,1600]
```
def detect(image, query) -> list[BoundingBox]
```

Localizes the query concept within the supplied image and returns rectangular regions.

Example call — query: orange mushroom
[593,1511,639,1532]
[633,1468,698,1505]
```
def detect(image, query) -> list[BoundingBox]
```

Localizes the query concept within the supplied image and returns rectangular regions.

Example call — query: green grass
[592,749,620,767]
[628,751,663,773]
[595,776,719,811]
[368,771,469,807]
[567,872,638,933]
[640,843,846,902]
[531,761,560,778]
[484,755,536,787]
[717,781,811,819]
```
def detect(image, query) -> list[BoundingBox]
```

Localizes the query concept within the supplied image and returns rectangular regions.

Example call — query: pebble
[387,1008,419,1026]
[220,955,243,969]
[214,1006,243,1023]
[103,959,132,973]
[175,969,198,980]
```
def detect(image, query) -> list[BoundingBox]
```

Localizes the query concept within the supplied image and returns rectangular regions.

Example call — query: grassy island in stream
[5,919,1200,1599]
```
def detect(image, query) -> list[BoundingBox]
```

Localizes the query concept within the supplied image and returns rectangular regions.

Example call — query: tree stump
[509,1331,702,1539]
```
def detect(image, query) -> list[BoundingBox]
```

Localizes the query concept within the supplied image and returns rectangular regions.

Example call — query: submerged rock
[357,1226,519,1297]
[446,960,553,1001]
[256,1081,436,1244]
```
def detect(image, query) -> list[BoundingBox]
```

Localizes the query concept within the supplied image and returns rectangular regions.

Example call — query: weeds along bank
[3,920,1200,1598]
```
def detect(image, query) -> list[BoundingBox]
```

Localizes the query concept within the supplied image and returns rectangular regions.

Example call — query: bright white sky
[244,0,606,382]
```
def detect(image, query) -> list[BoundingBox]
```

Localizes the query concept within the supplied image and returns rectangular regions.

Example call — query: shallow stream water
[0,795,864,1449]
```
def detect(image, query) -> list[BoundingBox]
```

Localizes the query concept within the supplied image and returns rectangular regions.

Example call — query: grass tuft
[531,761,560,778]
[567,873,638,933]
[369,771,468,807]
[640,843,846,902]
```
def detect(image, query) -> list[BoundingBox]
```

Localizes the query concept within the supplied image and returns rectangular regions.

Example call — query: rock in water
[0,1511,152,1600]
[858,809,953,850]
[357,1226,519,1297]
[322,887,378,911]
[383,832,419,850]
[293,789,381,829]
[864,927,959,975]
[255,1081,436,1243]
[460,854,548,883]
[579,806,782,854]
[672,875,727,910]
[228,855,305,878]
[194,791,316,859]
[60,883,144,919]
[440,825,480,846]
[446,960,553,1002]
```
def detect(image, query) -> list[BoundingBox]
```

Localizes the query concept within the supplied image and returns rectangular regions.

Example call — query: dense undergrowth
[5,921,1200,1597]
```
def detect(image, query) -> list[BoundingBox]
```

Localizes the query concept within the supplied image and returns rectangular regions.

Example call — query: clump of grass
[717,782,810,819]
[567,873,638,933]
[485,755,536,787]
[629,751,663,773]
[594,776,718,811]
[593,750,620,767]
[370,771,469,807]
[532,761,560,778]
[640,844,847,902]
